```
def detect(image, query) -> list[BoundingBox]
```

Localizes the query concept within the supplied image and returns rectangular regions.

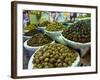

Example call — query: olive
[37,64,41,68]
[59,48,63,52]
[35,59,40,64]
[38,65,43,68]
[62,53,67,57]
[57,63,63,67]
[63,63,68,67]
[48,63,54,68]
[60,56,64,60]
[49,58,55,63]
[54,54,59,59]
[46,53,50,57]
[44,58,49,62]
[67,61,72,65]
[39,56,44,60]
[44,66,49,68]
[52,51,56,54]
[50,54,54,58]
[33,64,37,68]
[44,62,48,66]
[57,59,62,63]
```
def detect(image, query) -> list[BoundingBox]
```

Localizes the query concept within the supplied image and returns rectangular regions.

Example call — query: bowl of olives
[38,21,51,28]
[60,19,91,57]
[28,43,80,69]
[23,29,40,41]
[44,22,65,40]
[24,33,54,53]
[24,24,37,32]
[37,21,51,32]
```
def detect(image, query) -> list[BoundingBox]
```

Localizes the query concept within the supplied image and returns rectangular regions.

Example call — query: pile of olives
[27,33,52,46]
[24,29,40,36]
[62,19,91,43]
[39,21,51,27]
[24,24,37,31]
[46,21,65,31]
[32,43,77,68]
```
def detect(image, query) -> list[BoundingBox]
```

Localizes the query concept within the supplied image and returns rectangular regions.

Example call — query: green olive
[63,63,68,67]
[39,56,44,60]
[35,59,40,64]
[44,58,49,62]
[57,59,62,63]
[49,58,55,63]
[57,63,63,67]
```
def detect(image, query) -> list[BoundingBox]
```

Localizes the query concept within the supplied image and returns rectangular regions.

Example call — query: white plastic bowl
[38,27,46,30]
[44,30,63,40]
[24,40,42,50]
[23,30,30,33]
[23,35,32,41]
[24,40,54,54]
[24,40,41,56]
[55,35,91,57]
[28,46,80,69]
